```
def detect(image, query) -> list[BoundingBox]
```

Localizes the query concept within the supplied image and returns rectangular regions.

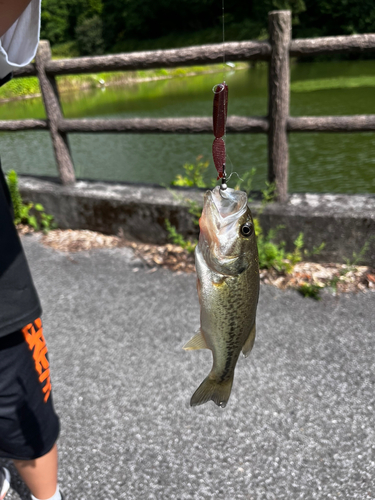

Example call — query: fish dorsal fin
[242,322,256,357]
[183,329,209,351]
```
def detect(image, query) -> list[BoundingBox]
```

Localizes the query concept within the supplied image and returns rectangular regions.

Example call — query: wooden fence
[1,10,375,201]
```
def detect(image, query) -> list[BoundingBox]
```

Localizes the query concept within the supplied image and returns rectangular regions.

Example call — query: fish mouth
[204,186,248,227]
[199,186,250,274]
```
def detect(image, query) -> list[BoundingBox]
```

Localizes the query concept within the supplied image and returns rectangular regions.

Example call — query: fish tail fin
[190,374,233,408]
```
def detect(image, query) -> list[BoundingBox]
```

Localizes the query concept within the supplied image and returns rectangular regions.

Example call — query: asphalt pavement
[1,234,375,500]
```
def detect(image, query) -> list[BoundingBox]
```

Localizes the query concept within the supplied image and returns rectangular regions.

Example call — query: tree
[295,0,375,38]
[41,0,375,55]
[41,0,103,47]
[75,15,104,55]
[40,0,70,45]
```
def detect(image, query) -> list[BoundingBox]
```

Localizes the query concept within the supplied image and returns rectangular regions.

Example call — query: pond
[0,59,375,194]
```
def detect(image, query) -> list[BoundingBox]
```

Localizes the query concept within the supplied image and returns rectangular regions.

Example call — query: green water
[0,60,375,193]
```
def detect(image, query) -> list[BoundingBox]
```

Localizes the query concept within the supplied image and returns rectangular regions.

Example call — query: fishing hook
[220,164,227,192]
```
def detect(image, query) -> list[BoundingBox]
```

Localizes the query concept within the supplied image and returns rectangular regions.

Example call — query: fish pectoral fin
[242,322,256,358]
[183,329,209,351]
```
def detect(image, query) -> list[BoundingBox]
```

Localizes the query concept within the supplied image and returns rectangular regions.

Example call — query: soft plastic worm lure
[212,82,228,182]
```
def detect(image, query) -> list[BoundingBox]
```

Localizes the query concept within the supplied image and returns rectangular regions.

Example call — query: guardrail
[1,10,375,201]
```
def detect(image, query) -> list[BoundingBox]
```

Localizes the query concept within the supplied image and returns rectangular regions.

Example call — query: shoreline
[0,63,248,104]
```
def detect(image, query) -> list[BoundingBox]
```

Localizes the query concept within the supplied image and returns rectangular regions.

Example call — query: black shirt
[0,163,42,336]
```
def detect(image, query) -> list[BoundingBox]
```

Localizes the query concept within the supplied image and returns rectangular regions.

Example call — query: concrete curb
[19,176,375,265]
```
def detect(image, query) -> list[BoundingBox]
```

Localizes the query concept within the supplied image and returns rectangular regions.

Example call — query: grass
[256,225,305,274]
[0,77,41,100]
[0,62,248,101]
[298,283,323,300]
[164,219,196,253]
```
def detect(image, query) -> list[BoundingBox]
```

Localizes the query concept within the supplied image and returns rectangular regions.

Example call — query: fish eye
[241,222,253,237]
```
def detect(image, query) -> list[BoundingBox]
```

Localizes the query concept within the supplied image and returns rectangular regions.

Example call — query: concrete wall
[19,176,375,266]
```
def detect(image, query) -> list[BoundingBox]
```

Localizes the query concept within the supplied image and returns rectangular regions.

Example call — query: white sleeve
[0,0,41,78]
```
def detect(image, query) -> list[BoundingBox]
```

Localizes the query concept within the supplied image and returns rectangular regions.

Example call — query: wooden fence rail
[1,10,375,201]
[3,116,375,135]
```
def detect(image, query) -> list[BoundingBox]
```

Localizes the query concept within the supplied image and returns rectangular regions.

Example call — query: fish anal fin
[242,322,256,358]
[190,374,233,408]
[183,329,209,351]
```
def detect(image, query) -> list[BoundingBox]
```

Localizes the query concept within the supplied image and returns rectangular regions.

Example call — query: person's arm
[0,0,33,37]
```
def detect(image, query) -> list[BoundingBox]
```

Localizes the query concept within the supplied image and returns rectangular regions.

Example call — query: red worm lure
[212,82,228,181]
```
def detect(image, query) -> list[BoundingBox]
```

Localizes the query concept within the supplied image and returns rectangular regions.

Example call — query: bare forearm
[0,0,33,37]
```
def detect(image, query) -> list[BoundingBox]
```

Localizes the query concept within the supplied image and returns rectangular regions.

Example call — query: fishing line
[224,149,243,185]
[226,171,244,184]
[219,0,246,190]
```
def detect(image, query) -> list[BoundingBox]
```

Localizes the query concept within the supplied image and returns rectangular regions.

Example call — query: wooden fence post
[35,40,76,185]
[268,11,291,203]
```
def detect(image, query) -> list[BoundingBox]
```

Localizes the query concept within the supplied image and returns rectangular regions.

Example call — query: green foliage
[41,0,103,47]
[320,240,373,294]
[102,0,255,51]
[327,274,341,293]
[345,238,373,267]
[1,63,242,101]
[75,15,104,56]
[164,219,197,253]
[298,283,322,300]
[308,242,326,257]
[171,156,211,189]
[261,181,276,206]
[165,157,211,252]
[286,232,304,268]
[155,69,169,77]
[35,204,57,233]
[5,171,56,233]
[294,0,375,40]
[234,169,303,274]
[6,170,24,222]
[41,0,70,45]
[109,21,263,54]
[51,41,80,58]
[38,0,375,58]
[234,168,256,196]
[256,223,305,274]
[0,77,40,100]
[234,170,275,207]
[186,200,201,226]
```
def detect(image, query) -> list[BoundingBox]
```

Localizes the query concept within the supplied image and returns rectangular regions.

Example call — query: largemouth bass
[184,186,259,408]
